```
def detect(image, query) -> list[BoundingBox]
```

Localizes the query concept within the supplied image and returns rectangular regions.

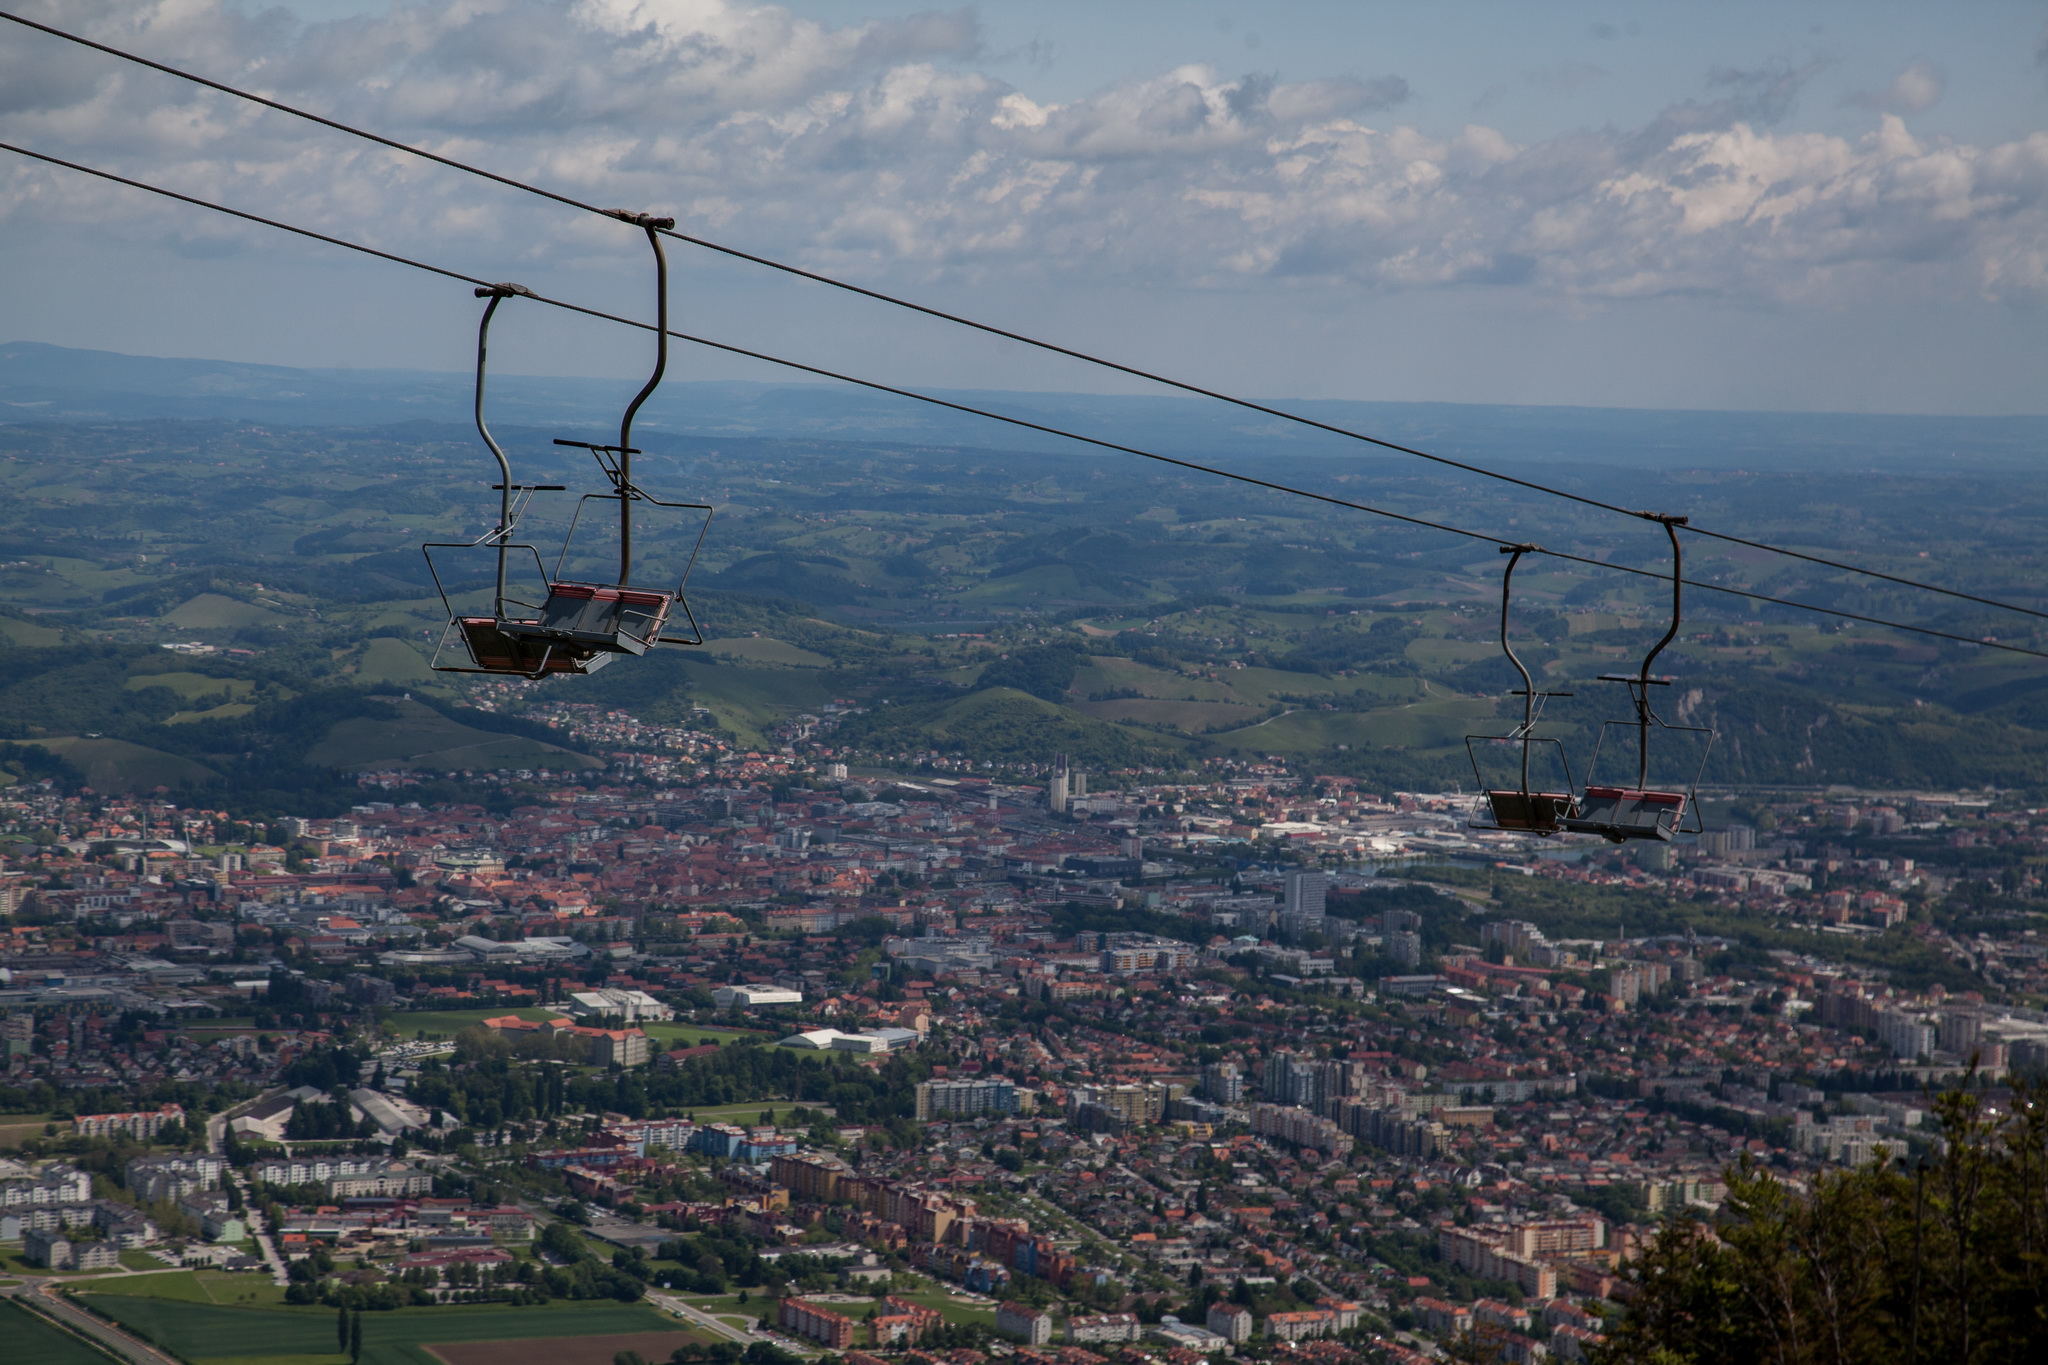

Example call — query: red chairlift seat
[452,616,611,677]
[1482,789,1580,834]
[1561,785,1686,843]
[501,581,674,656]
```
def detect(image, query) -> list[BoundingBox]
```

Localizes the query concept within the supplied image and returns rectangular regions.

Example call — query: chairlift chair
[501,211,712,661]
[1465,544,1579,835]
[422,282,598,679]
[422,211,712,680]
[1558,514,1715,843]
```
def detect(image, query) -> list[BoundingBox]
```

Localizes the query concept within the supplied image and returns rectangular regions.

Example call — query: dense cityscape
[4,711,2044,1364]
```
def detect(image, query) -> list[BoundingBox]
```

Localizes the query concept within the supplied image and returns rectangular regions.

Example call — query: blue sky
[2,1,2044,414]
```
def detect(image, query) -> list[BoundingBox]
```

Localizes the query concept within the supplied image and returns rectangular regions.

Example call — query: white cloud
[1846,60,1945,115]
[1,0,2044,311]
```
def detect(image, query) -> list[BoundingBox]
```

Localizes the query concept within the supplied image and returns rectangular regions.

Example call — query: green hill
[24,736,219,791]
[837,687,1183,769]
[304,699,597,772]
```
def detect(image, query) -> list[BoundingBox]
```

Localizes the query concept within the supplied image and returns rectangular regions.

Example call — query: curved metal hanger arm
[605,211,676,585]
[473,282,533,617]
[1633,513,1689,787]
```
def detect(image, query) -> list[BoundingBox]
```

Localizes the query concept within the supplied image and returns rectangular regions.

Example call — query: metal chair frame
[1559,515,1716,843]
[420,210,712,680]
[1465,543,1579,836]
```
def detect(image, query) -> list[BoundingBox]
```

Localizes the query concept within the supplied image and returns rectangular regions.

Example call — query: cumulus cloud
[1846,60,1945,115]
[1,0,2044,308]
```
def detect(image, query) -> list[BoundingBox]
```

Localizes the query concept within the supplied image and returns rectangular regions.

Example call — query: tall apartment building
[916,1077,1019,1120]
[126,1153,228,1203]
[1481,919,1549,962]
[1206,1304,1253,1343]
[1,1014,32,1058]
[1047,756,1070,815]
[1249,1103,1353,1157]
[1067,1082,1177,1129]
[1278,870,1329,941]
[780,1297,857,1349]
[1284,869,1329,917]
[1200,1061,1245,1103]
[995,1303,1054,1345]
[1263,1051,1322,1107]
[1877,1009,1937,1061]
[770,1151,852,1202]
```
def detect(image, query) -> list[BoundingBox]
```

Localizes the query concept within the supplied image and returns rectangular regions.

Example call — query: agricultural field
[0,1298,123,1365]
[431,1329,714,1365]
[82,1270,283,1306]
[76,1293,690,1365]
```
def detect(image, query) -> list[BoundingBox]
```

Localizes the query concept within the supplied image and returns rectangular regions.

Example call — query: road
[646,1290,768,1345]
[2,1279,186,1365]
[207,1092,291,1286]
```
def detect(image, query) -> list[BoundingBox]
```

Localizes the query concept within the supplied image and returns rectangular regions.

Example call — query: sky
[1,0,2045,415]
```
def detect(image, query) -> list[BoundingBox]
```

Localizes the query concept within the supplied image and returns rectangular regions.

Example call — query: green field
[0,1113,61,1149]
[700,637,830,668]
[161,593,290,630]
[77,1294,685,1365]
[354,639,438,687]
[0,613,66,647]
[670,660,836,747]
[82,1272,304,1308]
[387,1007,758,1048]
[671,1103,823,1125]
[0,1298,124,1365]
[860,1284,994,1328]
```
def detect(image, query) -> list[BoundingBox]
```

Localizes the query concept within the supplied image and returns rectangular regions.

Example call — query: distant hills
[6,340,2044,471]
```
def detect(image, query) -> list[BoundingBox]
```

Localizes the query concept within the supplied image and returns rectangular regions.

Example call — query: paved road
[206,1093,290,1286]
[2,1279,186,1365]
[646,1291,768,1346]
[226,1164,291,1287]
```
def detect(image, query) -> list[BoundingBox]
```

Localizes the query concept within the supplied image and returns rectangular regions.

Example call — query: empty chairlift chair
[1558,514,1714,843]
[518,209,710,660]
[1466,544,1579,836]
[423,282,604,679]
[423,210,710,679]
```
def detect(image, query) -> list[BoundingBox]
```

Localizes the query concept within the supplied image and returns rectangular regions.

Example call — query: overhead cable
[4,136,2044,665]
[4,8,2042,625]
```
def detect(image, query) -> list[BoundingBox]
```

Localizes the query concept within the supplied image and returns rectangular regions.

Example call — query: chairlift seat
[1481,790,1579,834]
[1561,785,1686,843]
[501,582,673,655]
[455,618,611,677]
